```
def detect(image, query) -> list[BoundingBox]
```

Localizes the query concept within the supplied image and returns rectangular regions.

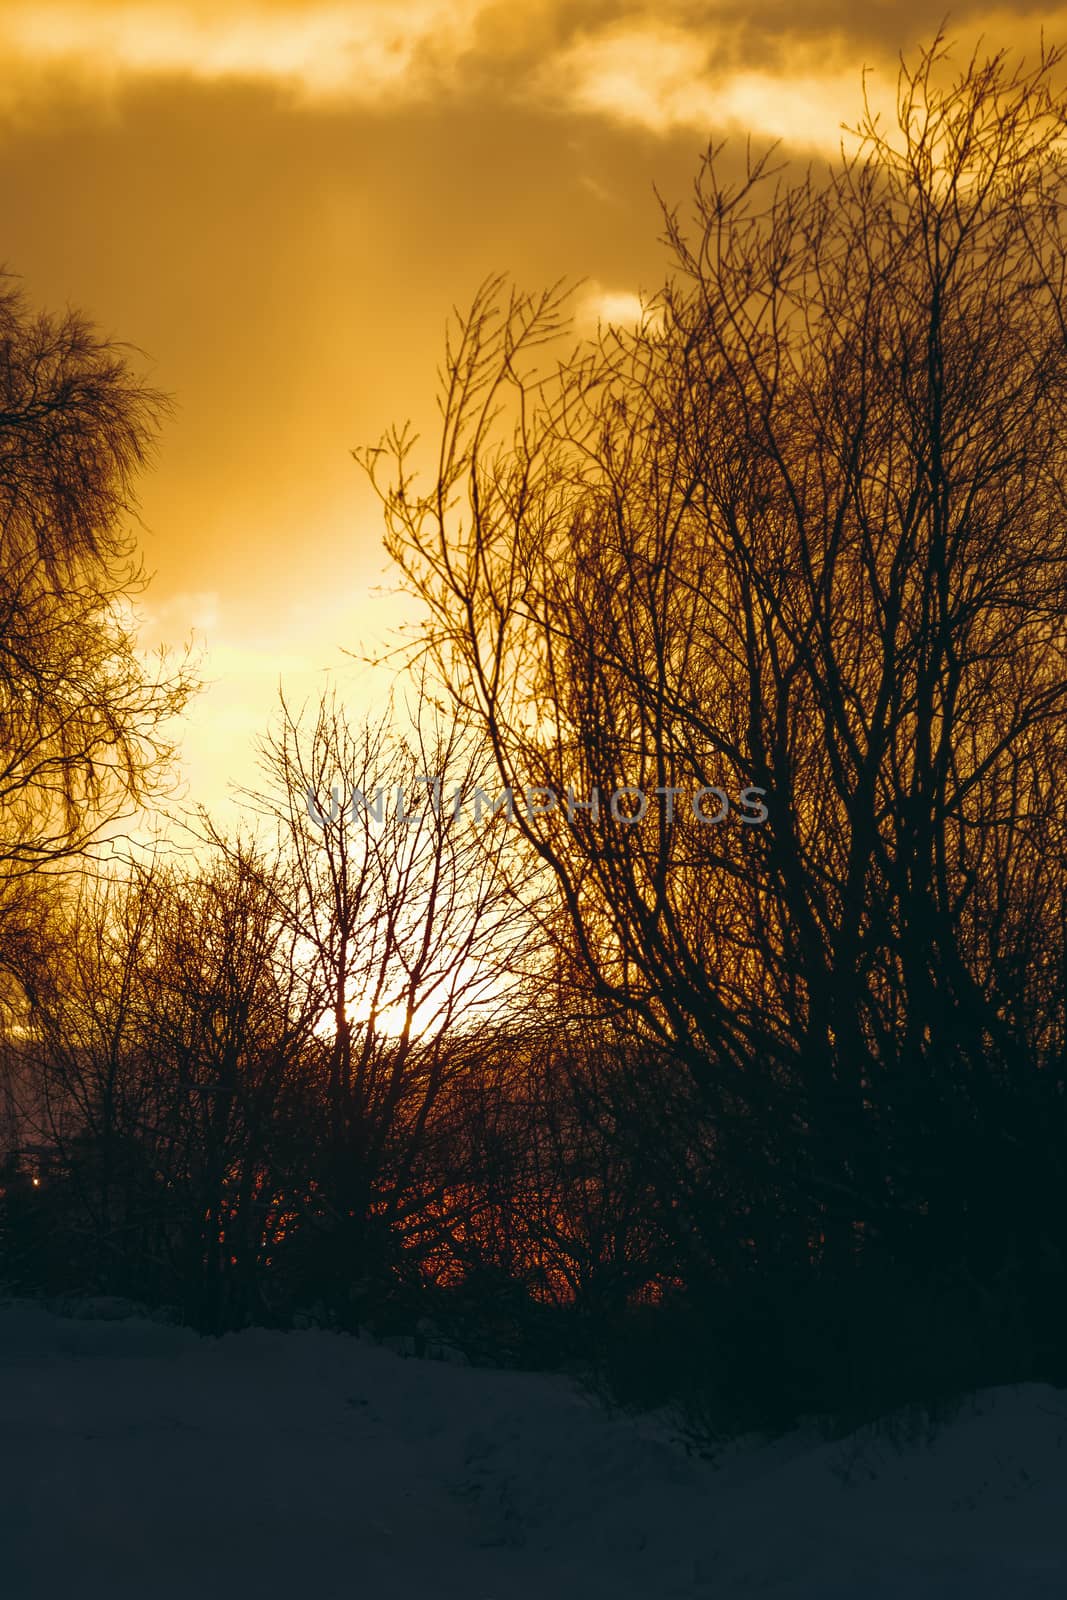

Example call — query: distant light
[31,1176,40,1187]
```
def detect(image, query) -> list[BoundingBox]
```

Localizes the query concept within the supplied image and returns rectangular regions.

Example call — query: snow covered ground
[0,1299,1065,1598]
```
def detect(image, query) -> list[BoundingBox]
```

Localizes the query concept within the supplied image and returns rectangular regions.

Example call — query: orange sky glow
[1,0,1057,840]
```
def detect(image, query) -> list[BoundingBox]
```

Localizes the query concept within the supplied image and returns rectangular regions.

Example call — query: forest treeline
[2,37,1067,1440]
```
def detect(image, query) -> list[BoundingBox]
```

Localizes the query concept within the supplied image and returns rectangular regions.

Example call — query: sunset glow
[2,3,1055,823]
[3,22,1067,1585]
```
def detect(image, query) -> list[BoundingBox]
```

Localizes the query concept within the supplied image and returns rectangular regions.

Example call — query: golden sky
[0,0,1057,830]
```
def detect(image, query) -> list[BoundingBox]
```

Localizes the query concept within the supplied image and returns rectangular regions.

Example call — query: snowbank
[0,1300,1064,1597]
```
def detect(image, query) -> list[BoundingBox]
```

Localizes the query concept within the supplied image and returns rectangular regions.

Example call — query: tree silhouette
[0,275,196,891]
[366,37,1067,1287]
[229,690,540,1323]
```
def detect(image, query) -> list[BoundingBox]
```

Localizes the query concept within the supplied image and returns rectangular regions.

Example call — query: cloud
[0,1,490,111]
[535,19,895,154]
[0,2,1032,157]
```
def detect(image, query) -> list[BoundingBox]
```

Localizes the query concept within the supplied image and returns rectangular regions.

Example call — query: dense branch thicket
[4,39,1067,1440]
[360,37,1067,1414]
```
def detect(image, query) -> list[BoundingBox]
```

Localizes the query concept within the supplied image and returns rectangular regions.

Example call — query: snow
[0,1299,1065,1597]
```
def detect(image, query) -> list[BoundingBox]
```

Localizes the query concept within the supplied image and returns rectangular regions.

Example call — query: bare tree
[225,690,540,1319]
[134,845,319,1330]
[13,864,168,1293]
[17,849,318,1327]
[0,275,196,890]
[363,36,1067,1270]
[0,276,197,1272]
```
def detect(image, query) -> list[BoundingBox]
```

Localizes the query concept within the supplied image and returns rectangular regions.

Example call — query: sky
[0,0,1058,831]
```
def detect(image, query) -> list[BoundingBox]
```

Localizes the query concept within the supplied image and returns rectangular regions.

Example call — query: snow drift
[0,1300,1064,1598]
